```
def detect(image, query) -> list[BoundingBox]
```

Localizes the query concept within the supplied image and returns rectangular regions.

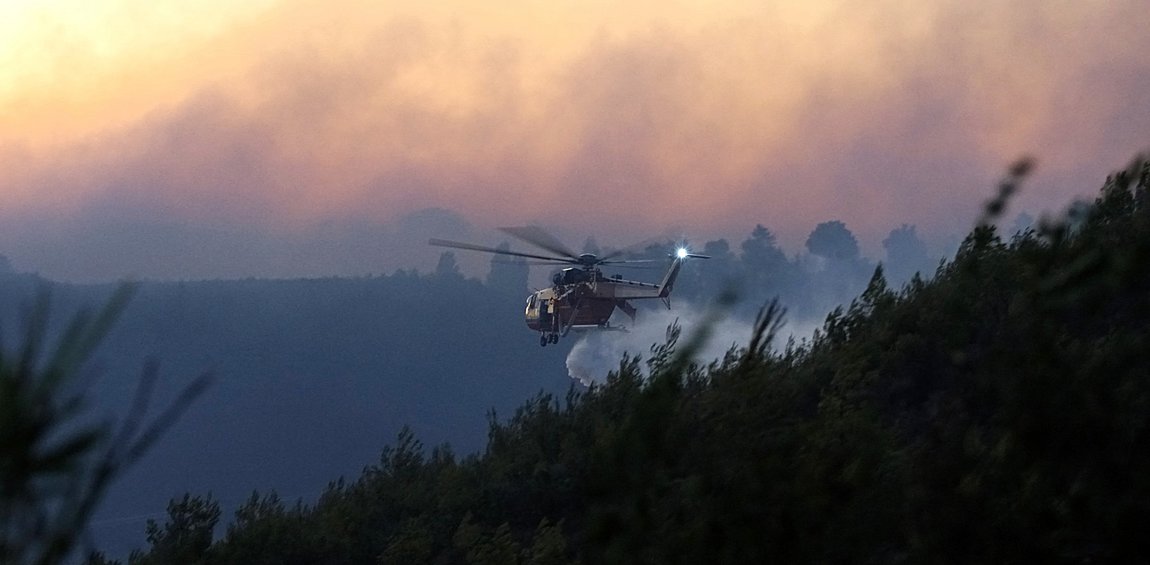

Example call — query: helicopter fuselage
[427,226,706,347]
[525,260,683,345]
[524,287,618,333]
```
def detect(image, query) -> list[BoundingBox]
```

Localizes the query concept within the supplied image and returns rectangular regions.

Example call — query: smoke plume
[565,301,822,386]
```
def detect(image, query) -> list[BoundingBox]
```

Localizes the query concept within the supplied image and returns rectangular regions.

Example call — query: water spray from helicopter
[562,299,826,386]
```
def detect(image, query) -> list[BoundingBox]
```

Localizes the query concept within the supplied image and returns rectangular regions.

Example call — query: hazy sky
[2,0,1147,281]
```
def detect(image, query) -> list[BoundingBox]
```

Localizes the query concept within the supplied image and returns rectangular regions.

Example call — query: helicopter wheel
[550,334,559,344]
[540,335,548,347]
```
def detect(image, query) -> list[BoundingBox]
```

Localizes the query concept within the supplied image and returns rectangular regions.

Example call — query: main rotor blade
[598,236,675,262]
[604,264,663,271]
[498,226,579,260]
[600,259,660,265]
[428,238,575,263]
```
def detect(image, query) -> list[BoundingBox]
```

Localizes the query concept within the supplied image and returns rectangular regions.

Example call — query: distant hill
[0,270,574,558]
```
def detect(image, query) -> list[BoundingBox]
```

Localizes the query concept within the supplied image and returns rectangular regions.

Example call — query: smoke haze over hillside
[1,0,1147,282]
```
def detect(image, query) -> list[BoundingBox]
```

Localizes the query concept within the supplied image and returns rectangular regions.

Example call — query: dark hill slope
[0,271,573,558]
[125,159,1150,564]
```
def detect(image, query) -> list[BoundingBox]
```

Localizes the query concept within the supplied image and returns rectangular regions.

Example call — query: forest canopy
[94,156,1150,564]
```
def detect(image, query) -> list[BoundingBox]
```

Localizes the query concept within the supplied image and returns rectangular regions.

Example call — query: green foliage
[212,491,315,565]
[130,494,220,565]
[378,517,435,564]
[452,515,521,565]
[125,156,1150,563]
[0,285,209,565]
[523,518,570,565]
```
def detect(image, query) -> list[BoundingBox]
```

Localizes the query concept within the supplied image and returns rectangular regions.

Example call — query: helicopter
[430,226,709,347]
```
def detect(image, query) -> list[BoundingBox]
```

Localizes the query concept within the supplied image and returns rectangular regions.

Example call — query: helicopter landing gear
[540,333,560,347]
[550,333,559,344]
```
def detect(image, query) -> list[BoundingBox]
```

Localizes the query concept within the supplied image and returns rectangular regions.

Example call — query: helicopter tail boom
[604,254,704,301]
[656,250,709,296]
[657,256,685,298]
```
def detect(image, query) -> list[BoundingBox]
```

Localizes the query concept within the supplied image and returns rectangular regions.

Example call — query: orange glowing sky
[1,0,1147,280]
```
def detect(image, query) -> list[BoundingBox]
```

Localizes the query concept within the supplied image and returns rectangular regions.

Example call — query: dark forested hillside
[109,158,1150,564]
[1,203,935,563]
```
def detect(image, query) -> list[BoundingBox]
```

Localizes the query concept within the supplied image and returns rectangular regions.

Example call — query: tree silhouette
[737,225,794,310]
[131,494,220,564]
[804,220,859,261]
[740,225,787,268]
[882,224,932,284]
[486,243,529,296]
[434,251,463,279]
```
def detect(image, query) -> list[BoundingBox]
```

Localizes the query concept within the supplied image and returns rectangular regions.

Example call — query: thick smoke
[5,0,1148,284]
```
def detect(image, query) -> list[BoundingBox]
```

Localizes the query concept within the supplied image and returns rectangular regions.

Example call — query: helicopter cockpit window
[526,295,537,311]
